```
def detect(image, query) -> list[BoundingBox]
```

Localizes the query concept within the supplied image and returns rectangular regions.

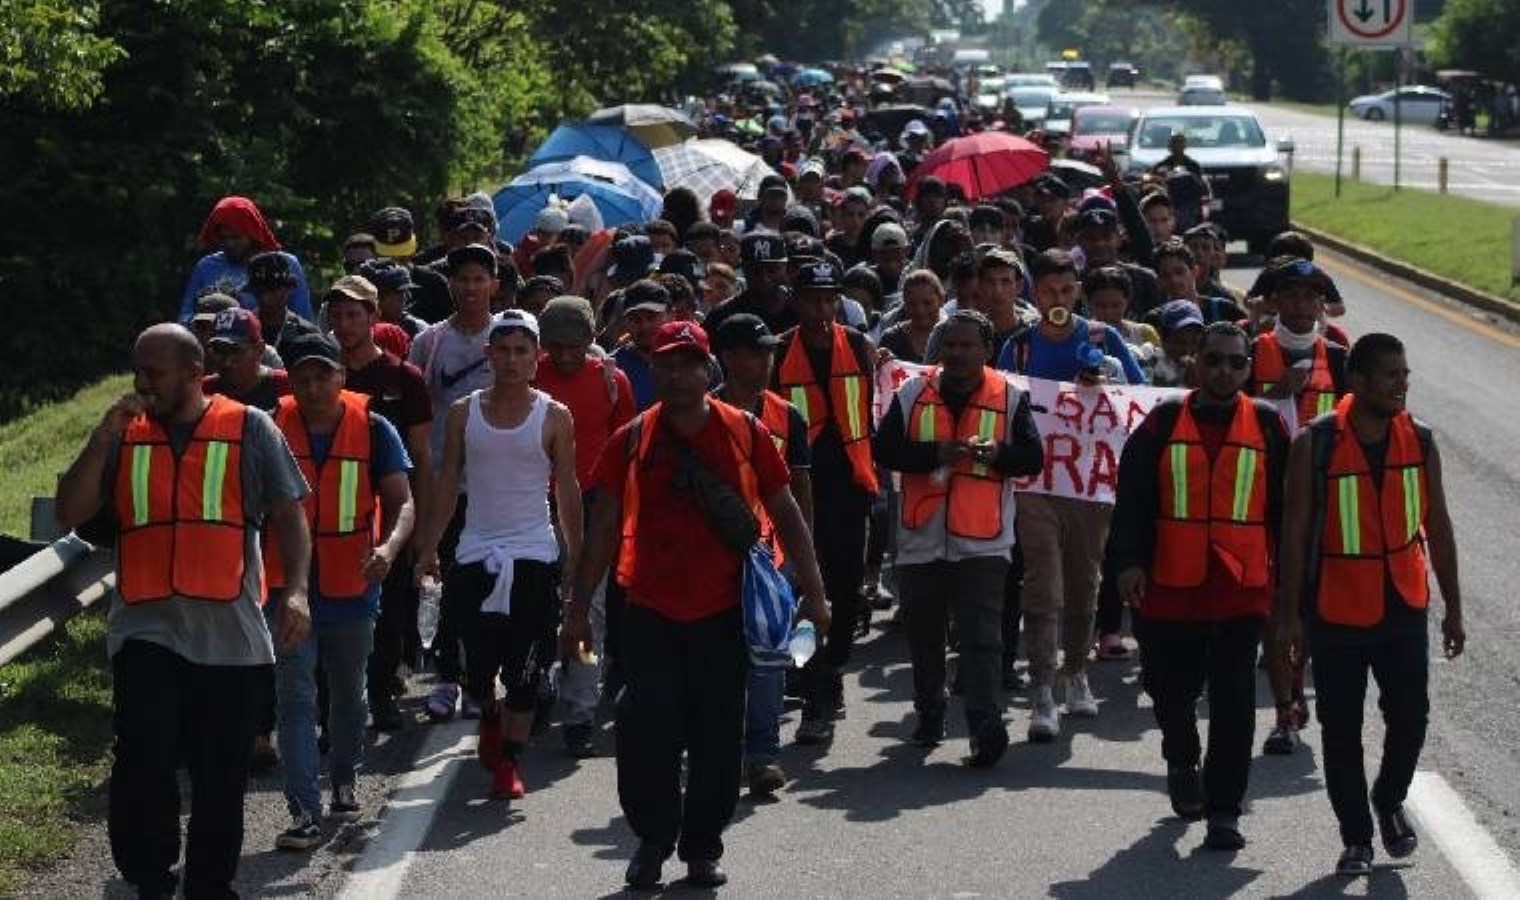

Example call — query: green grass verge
[1291,171,1520,304]
[0,374,130,539]
[0,612,113,896]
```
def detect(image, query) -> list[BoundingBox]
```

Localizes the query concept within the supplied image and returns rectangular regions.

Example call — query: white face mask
[1273,317,1320,351]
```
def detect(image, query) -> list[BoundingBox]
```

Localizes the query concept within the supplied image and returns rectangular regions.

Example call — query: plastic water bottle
[788,620,817,668]
[417,576,442,650]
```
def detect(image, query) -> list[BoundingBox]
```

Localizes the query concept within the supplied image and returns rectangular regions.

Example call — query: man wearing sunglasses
[1109,321,1291,851]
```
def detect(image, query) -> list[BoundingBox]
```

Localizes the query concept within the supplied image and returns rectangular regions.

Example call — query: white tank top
[456,389,558,562]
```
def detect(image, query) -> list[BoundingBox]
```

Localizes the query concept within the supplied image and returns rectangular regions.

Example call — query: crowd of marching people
[53,61,1468,896]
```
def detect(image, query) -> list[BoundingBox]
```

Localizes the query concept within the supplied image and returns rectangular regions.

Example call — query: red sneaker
[477,703,503,771]
[492,757,525,800]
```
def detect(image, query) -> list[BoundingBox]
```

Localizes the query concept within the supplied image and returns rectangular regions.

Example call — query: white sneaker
[1028,686,1060,743]
[276,811,323,851]
[1062,672,1099,717]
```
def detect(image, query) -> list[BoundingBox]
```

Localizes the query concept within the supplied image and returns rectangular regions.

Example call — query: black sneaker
[275,812,323,851]
[1336,843,1374,876]
[370,696,404,732]
[1167,765,1206,821]
[1377,806,1419,859]
[795,714,834,745]
[966,721,1010,768]
[329,784,361,823]
[563,722,597,758]
[911,710,946,747]
[746,762,786,796]
[625,842,667,890]
[1262,722,1301,755]
[1203,815,1246,850]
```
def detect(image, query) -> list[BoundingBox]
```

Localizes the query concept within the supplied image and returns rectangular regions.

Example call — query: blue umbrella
[527,123,664,191]
[493,158,663,243]
[794,68,834,87]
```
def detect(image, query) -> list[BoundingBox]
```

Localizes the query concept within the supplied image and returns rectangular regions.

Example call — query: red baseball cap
[652,320,711,357]
[709,189,738,218]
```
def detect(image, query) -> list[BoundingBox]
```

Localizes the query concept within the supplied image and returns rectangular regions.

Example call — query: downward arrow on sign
[1353,0,1376,22]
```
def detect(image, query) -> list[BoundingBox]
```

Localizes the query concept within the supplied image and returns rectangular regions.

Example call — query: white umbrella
[653,139,779,206]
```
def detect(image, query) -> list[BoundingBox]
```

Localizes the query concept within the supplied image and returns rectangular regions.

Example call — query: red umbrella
[907,132,1049,202]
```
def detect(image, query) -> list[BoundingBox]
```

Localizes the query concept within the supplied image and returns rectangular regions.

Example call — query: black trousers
[1311,629,1429,846]
[109,640,271,898]
[615,604,745,862]
[447,559,561,712]
[367,553,417,704]
[812,486,870,669]
[901,556,1009,726]
[1095,555,1124,636]
[1136,616,1264,818]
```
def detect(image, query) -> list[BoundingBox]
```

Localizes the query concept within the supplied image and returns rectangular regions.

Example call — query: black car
[1106,62,1139,89]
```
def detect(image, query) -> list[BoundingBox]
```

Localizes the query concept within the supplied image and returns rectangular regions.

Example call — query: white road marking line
[1407,771,1520,898]
[337,721,474,900]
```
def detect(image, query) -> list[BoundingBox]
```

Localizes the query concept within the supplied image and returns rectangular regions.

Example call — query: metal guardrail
[0,533,115,667]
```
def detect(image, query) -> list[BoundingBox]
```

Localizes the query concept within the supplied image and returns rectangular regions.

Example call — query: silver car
[1347,85,1451,124]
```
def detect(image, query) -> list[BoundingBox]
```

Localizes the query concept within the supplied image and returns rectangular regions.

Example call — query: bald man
[56,324,312,898]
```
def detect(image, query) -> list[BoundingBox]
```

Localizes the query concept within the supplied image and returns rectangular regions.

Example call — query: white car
[1183,74,1225,91]
[1044,91,1111,136]
[1006,86,1057,127]
[1005,72,1057,89]
[1347,85,1451,124]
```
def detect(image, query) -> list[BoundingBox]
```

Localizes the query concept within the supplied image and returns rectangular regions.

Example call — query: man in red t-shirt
[569,321,829,892]
[533,295,634,757]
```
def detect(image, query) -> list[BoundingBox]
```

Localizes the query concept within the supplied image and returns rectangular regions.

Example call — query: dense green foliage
[1428,0,1520,85]
[0,0,742,421]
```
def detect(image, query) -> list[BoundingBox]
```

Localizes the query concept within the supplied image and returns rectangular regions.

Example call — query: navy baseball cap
[609,235,657,280]
[244,252,297,291]
[740,232,787,265]
[208,307,263,346]
[713,313,780,352]
[358,259,416,293]
[283,332,342,369]
[795,260,843,291]
[1158,300,1205,335]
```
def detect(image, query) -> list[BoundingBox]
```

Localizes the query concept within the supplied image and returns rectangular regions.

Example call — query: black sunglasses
[1201,352,1250,371]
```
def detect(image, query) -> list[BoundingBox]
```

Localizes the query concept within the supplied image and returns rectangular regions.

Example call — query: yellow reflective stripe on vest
[1231,448,1258,521]
[1168,444,1189,517]
[841,375,864,440]
[789,386,811,427]
[1316,392,1335,416]
[1336,476,1361,554]
[131,444,153,527]
[916,403,937,440]
[338,459,360,533]
[201,441,229,522]
[1402,467,1422,542]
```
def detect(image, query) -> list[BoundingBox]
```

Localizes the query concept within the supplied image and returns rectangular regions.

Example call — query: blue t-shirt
[179,250,314,323]
[612,344,656,412]
[995,315,1146,384]
[305,414,412,624]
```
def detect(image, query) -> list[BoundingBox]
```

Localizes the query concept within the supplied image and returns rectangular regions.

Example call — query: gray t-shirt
[103,406,308,666]
[408,317,496,480]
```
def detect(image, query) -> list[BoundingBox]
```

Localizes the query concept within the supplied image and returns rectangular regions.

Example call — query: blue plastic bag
[741,543,797,668]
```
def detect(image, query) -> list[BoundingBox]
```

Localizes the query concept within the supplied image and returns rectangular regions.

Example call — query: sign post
[1328,0,1414,195]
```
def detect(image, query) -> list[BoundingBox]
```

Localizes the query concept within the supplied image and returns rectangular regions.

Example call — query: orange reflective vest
[114,395,248,604]
[900,368,1010,541]
[1153,393,1271,589]
[775,325,879,494]
[1316,395,1429,627]
[266,391,378,599]
[616,400,772,587]
[1252,332,1339,424]
[757,390,793,461]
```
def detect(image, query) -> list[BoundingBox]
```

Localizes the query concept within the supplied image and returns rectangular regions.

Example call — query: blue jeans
[744,666,784,766]
[270,606,375,816]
